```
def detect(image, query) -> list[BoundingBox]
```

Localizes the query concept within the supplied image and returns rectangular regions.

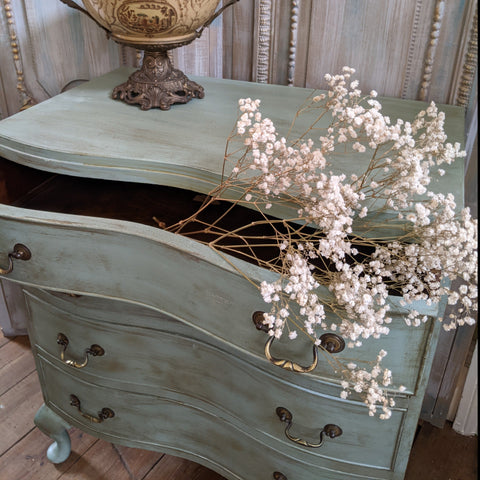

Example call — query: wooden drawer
[2,204,438,394]
[26,289,407,473]
[37,355,401,480]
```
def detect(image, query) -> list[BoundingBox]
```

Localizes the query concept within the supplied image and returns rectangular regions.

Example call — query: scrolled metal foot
[112,50,204,110]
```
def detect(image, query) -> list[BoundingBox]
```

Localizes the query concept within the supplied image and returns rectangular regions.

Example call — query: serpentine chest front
[0,69,465,480]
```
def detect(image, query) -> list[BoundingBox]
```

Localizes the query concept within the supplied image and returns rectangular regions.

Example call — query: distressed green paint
[0,71,466,479]
[0,68,465,208]
[33,404,72,464]
[25,289,405,471]
[0,205,437,393]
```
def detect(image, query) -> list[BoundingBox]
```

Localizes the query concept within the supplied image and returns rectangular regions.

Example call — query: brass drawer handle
[57,333,105,369]
[69,394,115,423]
[265,336,318,373]
[253,312,345,373]
[0,243,31,275]
[273,473,287,480]
[276,406,342,448]
[253,311,318,373]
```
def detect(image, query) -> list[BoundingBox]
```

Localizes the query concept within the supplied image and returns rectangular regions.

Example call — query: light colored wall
[1,1,477,113]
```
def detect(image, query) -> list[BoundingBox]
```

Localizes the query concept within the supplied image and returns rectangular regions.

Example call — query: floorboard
[0,427,95,480]
[0,371,44,456]
[0,334,477,480]
[404,420,478,480]
[0,334,10,348]
[56,440,137,480]
[0,335,35,395]
[112,444,164,479]
[142,455,226,480]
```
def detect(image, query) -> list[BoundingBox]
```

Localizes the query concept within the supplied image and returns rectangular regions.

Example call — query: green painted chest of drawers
[0,69,466,480]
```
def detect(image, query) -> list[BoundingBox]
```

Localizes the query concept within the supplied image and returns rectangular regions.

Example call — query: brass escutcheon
[252,310,269,333]
[319,333,345,354]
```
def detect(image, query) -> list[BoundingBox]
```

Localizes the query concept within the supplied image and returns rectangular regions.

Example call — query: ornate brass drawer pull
[276,406,342,448]
[69,394,115,423]
[253,312,345,373]
[57,333,105,369]
[273,473,288,480]
[0,243,31,275]
[265,336,318,373]
[253,311,318,373]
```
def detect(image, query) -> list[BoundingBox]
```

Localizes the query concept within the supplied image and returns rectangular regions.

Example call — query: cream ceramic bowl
[81,0,222,46]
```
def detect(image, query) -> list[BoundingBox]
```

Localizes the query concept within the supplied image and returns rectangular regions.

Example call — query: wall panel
[1,0,477,109]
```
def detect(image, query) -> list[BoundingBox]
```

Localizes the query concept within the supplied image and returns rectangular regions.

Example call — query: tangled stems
[164,67,477,419]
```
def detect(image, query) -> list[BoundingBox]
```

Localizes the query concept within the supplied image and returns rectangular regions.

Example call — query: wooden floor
[0,335,477,480]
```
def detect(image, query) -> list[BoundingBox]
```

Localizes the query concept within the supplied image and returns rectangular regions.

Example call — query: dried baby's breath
[166,67,477,418]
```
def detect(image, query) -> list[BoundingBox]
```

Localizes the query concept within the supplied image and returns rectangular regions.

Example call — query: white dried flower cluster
[180,67,477,419]
[224,67,477,417]
[235,97,328,200]
[260,248,326,340]
[375,197,478,330]
[340,350,403,420]
[328,262,392,343]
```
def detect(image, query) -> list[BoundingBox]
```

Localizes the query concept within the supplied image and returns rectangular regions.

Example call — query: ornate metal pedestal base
[112,50,204,111]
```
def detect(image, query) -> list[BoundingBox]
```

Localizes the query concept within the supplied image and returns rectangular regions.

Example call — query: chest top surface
[0,67,466,204]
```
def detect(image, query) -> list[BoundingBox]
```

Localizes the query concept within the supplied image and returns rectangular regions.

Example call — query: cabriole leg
[34,403,72,463]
